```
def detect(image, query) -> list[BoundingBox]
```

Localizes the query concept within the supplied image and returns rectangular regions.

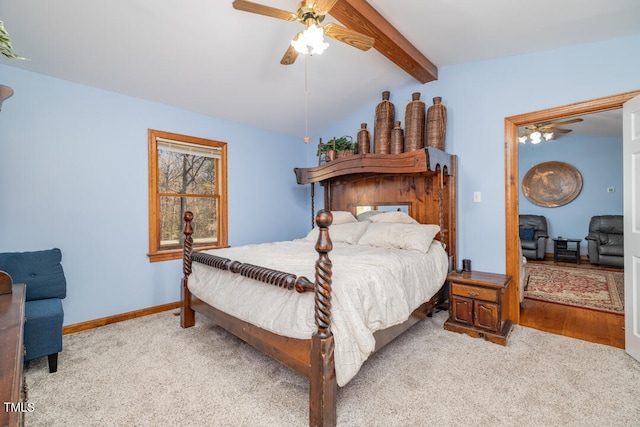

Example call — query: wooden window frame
[147,129,228,262]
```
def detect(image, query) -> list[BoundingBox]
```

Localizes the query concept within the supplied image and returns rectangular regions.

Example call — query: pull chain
[304,55,310,144]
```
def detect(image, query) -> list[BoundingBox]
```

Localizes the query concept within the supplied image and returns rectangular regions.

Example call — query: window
[148,129,228,262]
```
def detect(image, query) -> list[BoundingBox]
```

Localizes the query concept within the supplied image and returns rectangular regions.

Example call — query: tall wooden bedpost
[309,209,337,427]
[181,211,195,328]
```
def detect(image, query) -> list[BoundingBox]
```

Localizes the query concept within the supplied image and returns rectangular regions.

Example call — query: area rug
[524,264,624,313]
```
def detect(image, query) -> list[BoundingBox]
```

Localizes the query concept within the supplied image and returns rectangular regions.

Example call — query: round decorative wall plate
[522,161,583,207]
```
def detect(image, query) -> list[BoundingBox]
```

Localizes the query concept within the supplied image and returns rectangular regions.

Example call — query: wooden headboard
[295,147,457,267]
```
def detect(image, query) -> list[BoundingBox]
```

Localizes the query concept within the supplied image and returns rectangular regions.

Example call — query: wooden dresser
[444,271,512,345]
[0,283,26,427]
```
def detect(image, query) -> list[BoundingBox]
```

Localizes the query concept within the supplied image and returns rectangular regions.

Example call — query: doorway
[515,108,625,347]
[502,90,640,328]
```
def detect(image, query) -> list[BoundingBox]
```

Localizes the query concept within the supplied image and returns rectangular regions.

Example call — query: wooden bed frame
[181,147,457,426]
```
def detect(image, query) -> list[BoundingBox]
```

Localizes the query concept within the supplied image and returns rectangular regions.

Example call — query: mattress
[188,238,448,386]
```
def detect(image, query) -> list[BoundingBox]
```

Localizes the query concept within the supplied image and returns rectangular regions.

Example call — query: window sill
[147,245,227,263]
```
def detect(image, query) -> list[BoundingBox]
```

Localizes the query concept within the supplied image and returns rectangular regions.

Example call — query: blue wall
[2,34,639,325]
[314,35,640,273]
[519,134,623,254]
[0,65,311,325]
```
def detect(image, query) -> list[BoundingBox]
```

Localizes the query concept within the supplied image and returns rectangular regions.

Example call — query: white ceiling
[1,0,639,138]
[556,110,623,138]
[519,109,625,142]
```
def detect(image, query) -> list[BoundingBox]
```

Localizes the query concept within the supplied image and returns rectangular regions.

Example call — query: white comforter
[188,239,448,386]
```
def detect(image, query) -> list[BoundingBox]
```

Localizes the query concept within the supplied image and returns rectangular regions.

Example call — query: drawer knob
[468,291,479,297]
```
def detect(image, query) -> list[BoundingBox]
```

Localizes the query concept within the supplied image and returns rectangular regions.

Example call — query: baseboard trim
[62,301,181,335]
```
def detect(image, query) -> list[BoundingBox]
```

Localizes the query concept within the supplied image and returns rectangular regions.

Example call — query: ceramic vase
[390,121,404,154]
[357,123,371,154]
[374,91,394,154]
[404,92,425,152]
[426,96,447,151]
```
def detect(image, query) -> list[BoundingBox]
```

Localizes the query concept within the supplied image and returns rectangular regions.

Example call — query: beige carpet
[23,310,640,426]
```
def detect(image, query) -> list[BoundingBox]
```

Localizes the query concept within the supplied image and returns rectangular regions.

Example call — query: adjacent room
[1,1,640,426]
[516,109,626,347]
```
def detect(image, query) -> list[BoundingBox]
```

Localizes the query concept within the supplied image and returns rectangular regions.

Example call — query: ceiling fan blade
[232,0,297,21]
[546,118,584,127]
[280,39,299,65]
[323,23,375,51]
[314,0,339,15]
[552,128,572,134]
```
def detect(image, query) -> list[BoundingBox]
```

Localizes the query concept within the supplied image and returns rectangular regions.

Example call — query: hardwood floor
[519,258,625,349]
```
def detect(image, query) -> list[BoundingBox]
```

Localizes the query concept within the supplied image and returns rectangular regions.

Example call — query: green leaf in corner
[0,20,28,60]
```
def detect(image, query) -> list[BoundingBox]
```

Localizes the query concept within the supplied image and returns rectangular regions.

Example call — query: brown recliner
[585,215,623,268]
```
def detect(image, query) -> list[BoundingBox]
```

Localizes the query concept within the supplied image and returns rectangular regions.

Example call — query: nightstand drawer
[451,283,497,302]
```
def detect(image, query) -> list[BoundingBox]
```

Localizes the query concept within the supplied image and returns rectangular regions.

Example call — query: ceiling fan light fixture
[520,118,582,144]
[291,24,329,55]
[529,131,542,144]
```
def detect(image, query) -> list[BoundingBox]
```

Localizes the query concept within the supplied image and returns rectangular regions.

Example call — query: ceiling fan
[519,118,584,144]
[232,0,375,65]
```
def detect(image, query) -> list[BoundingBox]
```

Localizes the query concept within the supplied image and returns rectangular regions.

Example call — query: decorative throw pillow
[519,227,535,241]
[368,211,418,224]
[358,222,440,252]
[330,210,358,225]
[304,221,370,244]
[356,210,380,222]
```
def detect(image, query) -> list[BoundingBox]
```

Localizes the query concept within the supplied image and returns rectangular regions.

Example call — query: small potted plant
[317,136,355,164]
[333,136,355,158]
[317,138,334,164]
[0,21,25,111]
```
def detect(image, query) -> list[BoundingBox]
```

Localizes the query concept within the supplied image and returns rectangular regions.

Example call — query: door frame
[503,90,640,324]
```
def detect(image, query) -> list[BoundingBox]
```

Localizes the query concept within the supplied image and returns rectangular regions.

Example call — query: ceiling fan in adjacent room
[232,0,375,65]
[519,118,584,144]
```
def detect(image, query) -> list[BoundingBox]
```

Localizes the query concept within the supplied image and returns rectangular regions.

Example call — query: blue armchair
[0,248,66,373]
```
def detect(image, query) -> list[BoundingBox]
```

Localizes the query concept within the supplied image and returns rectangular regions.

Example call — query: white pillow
[358,222,440,252]
[368,211,418,224]
[304,221,370,245]
[356,210,380,221]
[330,210,357,225]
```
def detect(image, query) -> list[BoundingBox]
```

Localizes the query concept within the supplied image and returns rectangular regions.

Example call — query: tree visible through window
[148,129,228,262]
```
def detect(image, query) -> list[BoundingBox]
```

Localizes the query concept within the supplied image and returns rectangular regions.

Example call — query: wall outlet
[473,192,481,203]
[607,187,615,193]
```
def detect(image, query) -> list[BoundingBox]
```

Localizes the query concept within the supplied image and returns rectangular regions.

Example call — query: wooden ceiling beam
[329,0,438,84]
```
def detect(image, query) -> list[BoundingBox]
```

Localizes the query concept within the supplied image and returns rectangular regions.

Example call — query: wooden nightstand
[443,271,513,345]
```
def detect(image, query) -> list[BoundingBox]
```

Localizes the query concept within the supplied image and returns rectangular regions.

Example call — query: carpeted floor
[22,309,640,426]
[524,264,624,313]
